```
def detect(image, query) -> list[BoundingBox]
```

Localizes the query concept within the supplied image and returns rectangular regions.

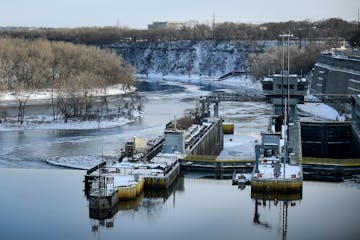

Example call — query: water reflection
[136,80,187,93]
[88,177,184,234]
[251,191,302,240]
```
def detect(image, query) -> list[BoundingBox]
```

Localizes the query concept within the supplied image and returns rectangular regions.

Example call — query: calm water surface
[0,79,359,240]
[0,168,359,240]
[0,79,265,168]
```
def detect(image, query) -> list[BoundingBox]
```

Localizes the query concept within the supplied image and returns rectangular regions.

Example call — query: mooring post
[206,102,210,117]
[255,144,261,173]
[214,102,219,117]
[201,101,205,117]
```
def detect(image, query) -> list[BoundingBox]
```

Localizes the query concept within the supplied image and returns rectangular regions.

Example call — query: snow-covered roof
[254,162,302,180]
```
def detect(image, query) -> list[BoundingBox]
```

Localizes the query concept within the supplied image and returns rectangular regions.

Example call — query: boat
[232,172,251,185]
[251,33,303,193]
[251,112,303,192]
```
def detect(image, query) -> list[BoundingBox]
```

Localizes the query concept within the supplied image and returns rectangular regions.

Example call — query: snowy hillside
[106,41,279,77]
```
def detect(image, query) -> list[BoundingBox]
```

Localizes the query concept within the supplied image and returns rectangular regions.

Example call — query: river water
[0,78,359,240]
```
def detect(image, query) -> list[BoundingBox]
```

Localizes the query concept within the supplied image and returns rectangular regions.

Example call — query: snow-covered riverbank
[0,83,142,131]
[0,110,143,131]
[0,74,346,170]
[0,83,134,103]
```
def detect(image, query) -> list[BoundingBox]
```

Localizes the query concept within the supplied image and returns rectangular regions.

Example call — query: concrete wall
[163,130,185,154]
[353,95,360,128]
[189,119,224,156]
[311,54,360,94]
[301,121,360,158]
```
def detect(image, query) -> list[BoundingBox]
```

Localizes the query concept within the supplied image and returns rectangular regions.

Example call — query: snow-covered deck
[253,158,302,180]
[91,153,178,179]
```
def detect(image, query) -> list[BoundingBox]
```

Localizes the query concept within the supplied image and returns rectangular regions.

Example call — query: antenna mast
[279,33,293,119]
[212,12,216,40]
[358,8,360,31]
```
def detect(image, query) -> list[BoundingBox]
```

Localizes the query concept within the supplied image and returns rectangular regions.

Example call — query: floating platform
[89,175,145,212]
[117,178,145,200]
[251,190,302,201]
[85,154,180,210]
[251,158,303,193]
[251,178,303,192]
[180,155,254,175]
[89,189,119,210]
[144,163,180,189]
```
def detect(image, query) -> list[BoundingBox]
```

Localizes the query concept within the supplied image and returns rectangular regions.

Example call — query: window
[263,84,273,90]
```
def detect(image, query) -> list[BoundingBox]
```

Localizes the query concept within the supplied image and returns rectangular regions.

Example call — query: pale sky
[1,0,359,29]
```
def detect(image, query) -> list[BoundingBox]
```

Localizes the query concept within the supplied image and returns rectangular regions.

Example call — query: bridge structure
[198,92,353,118]
[199,93,266,117]
[305,94,353,104]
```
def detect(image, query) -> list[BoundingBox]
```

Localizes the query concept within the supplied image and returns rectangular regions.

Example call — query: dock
[180,155,254,177]
[85,154,180,210]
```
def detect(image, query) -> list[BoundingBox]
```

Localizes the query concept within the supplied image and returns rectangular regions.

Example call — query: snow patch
[297,103,340,120]
[0,111,143,131]
[217,134,256,160]
[0,83,134,102]
[46,155,117,170]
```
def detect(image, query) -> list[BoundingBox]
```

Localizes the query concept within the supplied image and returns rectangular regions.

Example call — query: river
[0,78,359,240]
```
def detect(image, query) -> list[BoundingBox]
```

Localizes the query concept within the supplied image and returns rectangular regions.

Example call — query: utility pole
[279,33,293,122]
[287,32,293,126]
[212,12,216,40]
[281,34,285,118]
[358,8,360,31]
[279,32,293,168]
[279,33,292,118]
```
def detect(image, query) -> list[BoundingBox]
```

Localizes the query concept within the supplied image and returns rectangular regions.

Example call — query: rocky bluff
[105,41,279,77]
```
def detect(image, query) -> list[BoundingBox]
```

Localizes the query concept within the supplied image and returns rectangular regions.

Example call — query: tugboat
[250,108,303,192]
[232,171,251,185]
[251,33,303,193]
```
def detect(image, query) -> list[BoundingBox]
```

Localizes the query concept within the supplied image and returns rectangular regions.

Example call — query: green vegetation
[0,38,139,123]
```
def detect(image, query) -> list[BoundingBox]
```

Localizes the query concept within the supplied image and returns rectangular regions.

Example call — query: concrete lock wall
[163,131,185,153]
[353,95,360,128]
[312,55,360,94]
[301,122,360,158]
[189,120,224,156]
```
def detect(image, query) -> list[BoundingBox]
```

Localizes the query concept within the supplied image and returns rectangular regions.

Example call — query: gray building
[353,95,360,128]
[311,51,360,95]
[163,129,185,154]
[262,72,308,123]
[148,21,185,30]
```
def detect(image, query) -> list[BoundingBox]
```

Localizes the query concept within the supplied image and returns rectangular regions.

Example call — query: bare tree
[11,81,32,124]
[0,37,137,123]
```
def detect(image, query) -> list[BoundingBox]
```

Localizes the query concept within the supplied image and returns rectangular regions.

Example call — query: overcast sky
[1,0,359,29]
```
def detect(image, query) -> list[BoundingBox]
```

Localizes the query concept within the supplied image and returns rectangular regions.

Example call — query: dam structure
[300,94,360,179]
[311,50,360,95]
[261,72,308,161]
[301,49,360,179]
[84,114,224,212]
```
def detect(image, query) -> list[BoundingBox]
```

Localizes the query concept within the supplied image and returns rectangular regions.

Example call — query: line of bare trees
[249,43,327,79]
[0,18,357,44]
[0,38,140,124]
